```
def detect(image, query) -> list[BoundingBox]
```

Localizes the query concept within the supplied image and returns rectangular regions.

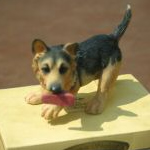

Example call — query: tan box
[0,74,150,150]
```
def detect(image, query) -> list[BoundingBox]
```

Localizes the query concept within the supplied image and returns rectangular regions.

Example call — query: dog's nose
[50,83,62,94]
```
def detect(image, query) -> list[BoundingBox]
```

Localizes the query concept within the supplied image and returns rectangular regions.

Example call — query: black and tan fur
[26,5,132,119]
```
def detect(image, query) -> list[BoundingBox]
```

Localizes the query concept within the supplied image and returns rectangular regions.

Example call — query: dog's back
[77,34,121,74]
[77,5,131,75]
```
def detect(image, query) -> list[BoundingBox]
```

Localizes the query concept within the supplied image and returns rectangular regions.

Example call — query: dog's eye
[59,65,68,74]
[41,65,50,74]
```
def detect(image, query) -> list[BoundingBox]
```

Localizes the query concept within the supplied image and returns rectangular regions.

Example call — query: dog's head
[32,39,78,94]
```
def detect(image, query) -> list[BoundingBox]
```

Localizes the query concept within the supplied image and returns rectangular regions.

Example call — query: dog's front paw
[41,104,63,120]
[25,93,42,105]
[85,98,105,115]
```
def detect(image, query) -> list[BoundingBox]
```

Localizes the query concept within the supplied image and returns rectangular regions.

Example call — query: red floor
[0,0,150,91]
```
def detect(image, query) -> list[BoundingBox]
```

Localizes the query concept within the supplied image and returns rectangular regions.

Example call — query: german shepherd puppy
[25,5,132,120]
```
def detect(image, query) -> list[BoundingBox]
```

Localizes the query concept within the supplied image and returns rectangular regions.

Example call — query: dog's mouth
[41,91,75,107]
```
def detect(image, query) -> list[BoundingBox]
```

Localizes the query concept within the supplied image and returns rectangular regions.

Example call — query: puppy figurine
[25,5,131,119]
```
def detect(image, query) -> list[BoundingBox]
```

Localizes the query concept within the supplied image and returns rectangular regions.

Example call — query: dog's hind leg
[85,61,121,115]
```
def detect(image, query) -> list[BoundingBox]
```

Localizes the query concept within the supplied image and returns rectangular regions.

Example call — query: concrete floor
[0,0,150,91]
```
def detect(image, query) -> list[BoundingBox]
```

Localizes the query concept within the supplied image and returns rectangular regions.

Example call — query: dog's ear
[32,39,48,54]
[64,43,78,56]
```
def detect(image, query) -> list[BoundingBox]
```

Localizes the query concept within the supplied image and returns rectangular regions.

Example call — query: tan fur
[86,60,121,114]
[32,53,45,88]
[99,61,121,94]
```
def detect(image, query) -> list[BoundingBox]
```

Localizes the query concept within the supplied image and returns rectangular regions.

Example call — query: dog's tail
[112,4,132,41]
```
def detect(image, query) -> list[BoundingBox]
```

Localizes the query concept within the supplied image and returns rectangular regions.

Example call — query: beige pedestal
[0,74,150,150]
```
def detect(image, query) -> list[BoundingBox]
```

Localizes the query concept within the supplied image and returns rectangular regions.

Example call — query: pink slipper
[42,92,75,107]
